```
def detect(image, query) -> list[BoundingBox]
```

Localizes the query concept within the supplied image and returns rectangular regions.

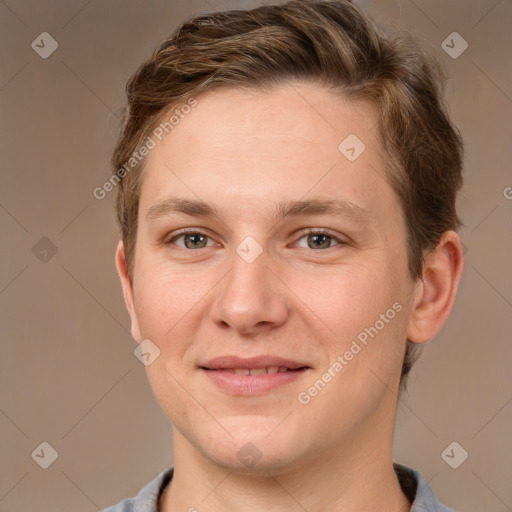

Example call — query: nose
[209,251,290,336]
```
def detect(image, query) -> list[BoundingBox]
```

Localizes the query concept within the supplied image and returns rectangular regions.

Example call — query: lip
[199,355,311,396]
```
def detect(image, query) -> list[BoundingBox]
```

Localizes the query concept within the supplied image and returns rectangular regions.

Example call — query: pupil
[309,234,330,249]
[185,233,206,249]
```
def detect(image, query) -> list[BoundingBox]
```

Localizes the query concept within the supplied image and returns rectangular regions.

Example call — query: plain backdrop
[1,0,511,511]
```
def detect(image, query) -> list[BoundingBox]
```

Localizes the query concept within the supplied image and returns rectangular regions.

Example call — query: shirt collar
[130,463,452,512]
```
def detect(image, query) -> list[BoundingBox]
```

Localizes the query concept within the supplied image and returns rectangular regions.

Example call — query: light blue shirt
[102,462,454,511]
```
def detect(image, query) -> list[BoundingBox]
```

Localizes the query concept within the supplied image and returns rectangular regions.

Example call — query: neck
[159,403,411,512]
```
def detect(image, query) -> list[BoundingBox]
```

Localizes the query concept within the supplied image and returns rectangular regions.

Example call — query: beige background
[1,0,511,510]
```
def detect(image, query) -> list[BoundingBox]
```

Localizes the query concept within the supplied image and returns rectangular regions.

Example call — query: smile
[201,366,310,395]
[215,366,301,375]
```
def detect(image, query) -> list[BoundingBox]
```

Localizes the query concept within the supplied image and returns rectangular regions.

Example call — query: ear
[115,240,142,342]
[407,230,464,344]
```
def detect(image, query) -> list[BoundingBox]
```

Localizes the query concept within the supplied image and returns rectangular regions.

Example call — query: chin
[195,415,308,475]
[206,444,302,476]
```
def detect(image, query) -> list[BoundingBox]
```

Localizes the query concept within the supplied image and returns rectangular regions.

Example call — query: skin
[115,82,464,511]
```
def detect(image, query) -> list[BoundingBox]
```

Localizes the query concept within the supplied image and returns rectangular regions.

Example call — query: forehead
[139,82,395,221]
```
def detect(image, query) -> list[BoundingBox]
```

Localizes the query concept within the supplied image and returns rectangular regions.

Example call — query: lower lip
[201,368,310,395]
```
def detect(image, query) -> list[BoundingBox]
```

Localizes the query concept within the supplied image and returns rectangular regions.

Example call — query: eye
[165,230,216,249]
[295,229,344,250]
[164,228,346,251]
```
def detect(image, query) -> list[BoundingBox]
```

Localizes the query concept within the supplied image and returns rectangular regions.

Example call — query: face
[117,82,420,473]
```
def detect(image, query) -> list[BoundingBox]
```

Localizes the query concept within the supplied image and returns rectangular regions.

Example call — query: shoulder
[102,466,174,512]
[102,497,135,512]
[394,462,454,512]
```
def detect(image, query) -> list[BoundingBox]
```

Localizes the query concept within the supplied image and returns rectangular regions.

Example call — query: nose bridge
[210,246,289,334]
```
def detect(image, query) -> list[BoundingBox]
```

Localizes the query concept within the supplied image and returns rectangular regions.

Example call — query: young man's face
[117,82,421,472]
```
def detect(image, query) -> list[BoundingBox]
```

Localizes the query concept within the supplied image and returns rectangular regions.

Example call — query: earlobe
[115,240,142,342]
[406,231,464,344]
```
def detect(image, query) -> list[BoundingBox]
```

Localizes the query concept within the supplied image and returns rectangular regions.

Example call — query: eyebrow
[145,197,373,225]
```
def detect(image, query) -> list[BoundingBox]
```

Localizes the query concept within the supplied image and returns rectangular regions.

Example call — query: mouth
[199,356,311,395]
[201,366,309,375]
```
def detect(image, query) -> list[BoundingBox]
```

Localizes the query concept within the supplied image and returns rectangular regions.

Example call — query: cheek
[133,262,207,333]
[288,260,400,337]
[289,260,409,389]
[298,292,407,441]
[131,267,206,384]
[134,268,204,420]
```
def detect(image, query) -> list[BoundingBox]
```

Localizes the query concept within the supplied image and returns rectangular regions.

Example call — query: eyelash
[164,228,346,251]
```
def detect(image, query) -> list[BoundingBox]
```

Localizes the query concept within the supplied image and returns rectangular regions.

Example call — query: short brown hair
[111,0,464,390]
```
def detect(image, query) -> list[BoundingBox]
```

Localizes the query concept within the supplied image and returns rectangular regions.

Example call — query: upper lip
[200,355,310,370]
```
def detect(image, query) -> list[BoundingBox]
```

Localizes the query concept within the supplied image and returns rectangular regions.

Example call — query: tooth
[234,368,250,375]
[267,366,279,374]
[278,367,289,372]
[224,369,235,374]
[249,368,267,376]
